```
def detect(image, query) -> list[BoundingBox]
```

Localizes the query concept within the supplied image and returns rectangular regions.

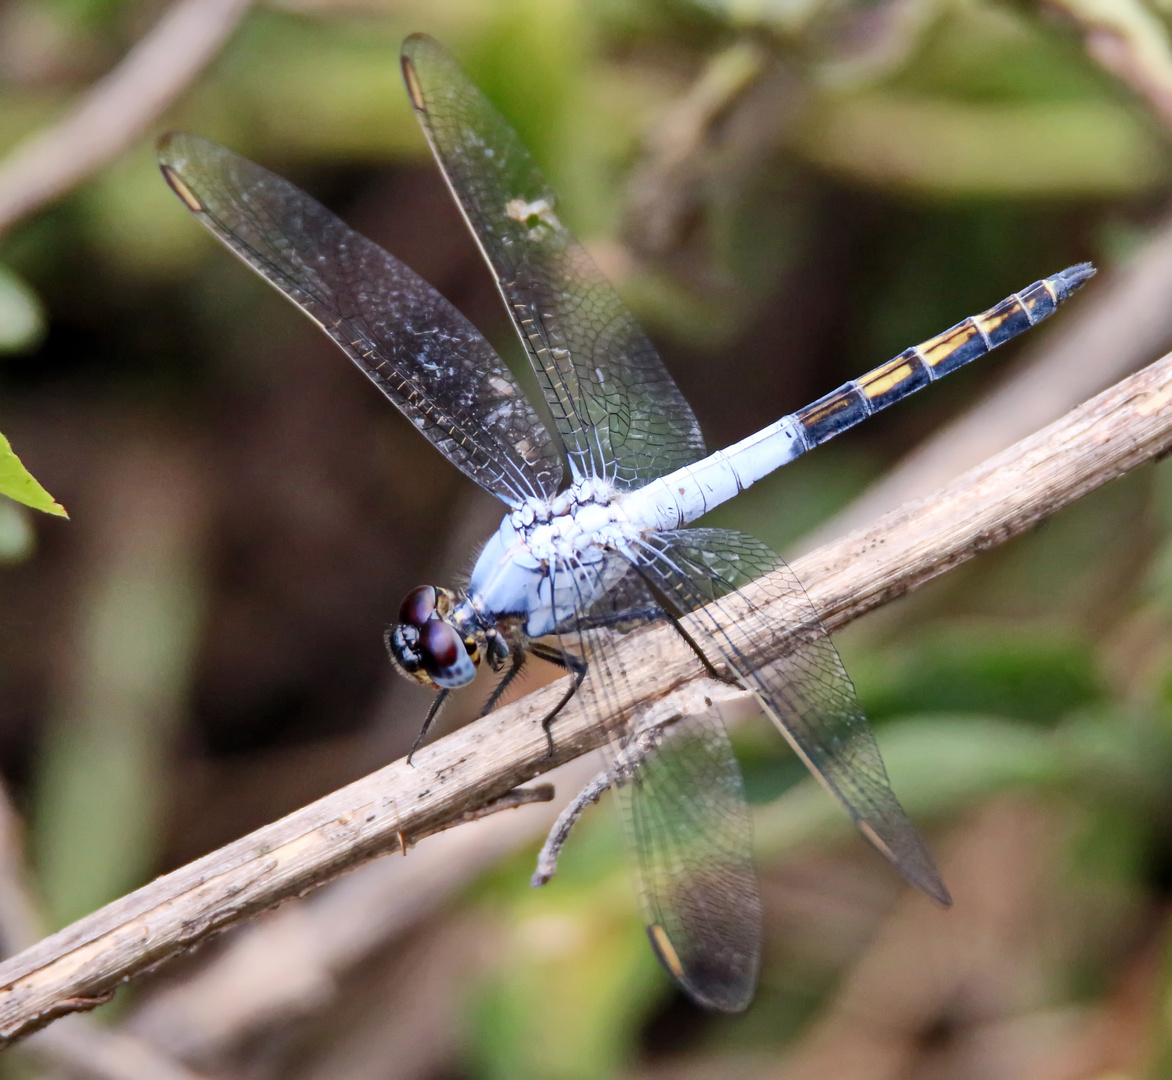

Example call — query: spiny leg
[528,641,588,759]
[528,602,675,759]
[577,600,724,680]
[629,564,732,684]
[480,649,526,716]
[406,688,449,765]
[529,580,743,879]
[407,604,674,766]
[574,606,663,631]
[531,769,612,886]
[531,592,730,886]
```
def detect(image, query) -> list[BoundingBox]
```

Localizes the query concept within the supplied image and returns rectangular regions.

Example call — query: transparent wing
[401,34,706,488]
[556,563,761,1011]
[631,528,951,906]
[158,132,562,507]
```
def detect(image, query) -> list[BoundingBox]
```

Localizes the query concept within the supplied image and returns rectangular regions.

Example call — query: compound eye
[420,619,477,687]
[400,585,438,627]
[420,618,461,673]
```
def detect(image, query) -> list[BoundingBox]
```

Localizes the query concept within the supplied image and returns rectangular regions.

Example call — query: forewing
[559,564,761,1011]
[632,528,951,906]
[158,132,562,506]
[401,34,706,487]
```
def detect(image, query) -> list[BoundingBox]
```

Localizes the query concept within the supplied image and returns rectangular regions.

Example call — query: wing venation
[159,132,562,506]
[631,528,951,906]
[401,33,706,488]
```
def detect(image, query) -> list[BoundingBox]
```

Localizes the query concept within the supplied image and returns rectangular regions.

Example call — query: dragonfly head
[386,585,482,689]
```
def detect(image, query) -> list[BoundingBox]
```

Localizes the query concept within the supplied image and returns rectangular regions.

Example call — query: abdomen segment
[794,263,1095,449]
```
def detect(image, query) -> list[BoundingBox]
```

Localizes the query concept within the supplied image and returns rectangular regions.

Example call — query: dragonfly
[158,33,1093,1012]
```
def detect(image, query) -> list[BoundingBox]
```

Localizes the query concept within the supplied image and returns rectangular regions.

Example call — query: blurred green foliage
[0,265,44,355]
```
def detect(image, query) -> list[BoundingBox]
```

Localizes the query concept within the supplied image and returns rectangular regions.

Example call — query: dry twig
[0,351,1170,1045]
[0,784,214,1079]
[1053,0,1172,130]
[127,762,592,1061]
[0,0,253,236]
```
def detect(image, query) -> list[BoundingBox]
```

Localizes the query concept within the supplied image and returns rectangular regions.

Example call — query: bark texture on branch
[0,352,1170,1045]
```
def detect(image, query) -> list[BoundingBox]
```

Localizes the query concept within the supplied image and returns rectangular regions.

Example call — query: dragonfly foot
[405,689,449,767]
[532,768,611,886]
[531,728,663,886]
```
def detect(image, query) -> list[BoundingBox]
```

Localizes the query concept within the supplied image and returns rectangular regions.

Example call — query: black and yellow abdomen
[794,263,1095,449]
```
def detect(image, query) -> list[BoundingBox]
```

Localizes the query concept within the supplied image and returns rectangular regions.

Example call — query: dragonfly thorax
[468,478,638,640]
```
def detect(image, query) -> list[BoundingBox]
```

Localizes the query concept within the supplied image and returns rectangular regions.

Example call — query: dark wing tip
[922,873,953,908]
[646,924,755,1013]
[1054,262,1097,298]
[156,130,204,168]
[401,31,437,52]
[892,852,952,908]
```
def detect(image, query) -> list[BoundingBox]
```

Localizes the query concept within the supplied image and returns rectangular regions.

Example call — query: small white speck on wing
[505,197,561,232]
[487,375,517,396]
[483,403,516,428]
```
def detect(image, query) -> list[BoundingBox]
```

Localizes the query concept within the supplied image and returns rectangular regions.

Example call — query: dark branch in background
[0,0,254,237]
[0,352,1167,1044]
[1052,0,1172,130]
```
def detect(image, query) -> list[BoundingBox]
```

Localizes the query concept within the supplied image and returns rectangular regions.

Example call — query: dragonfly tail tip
[1056,262,1097,297]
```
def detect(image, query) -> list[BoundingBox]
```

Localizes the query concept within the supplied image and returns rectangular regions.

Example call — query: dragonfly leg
[662,608,733,684]
[528,642,588,758]
[406,689,449,765]
[531,767,611,886]
[573,605,664,631]
[531,724,665,886]
[480,650,525,716]
[628,565,732,683]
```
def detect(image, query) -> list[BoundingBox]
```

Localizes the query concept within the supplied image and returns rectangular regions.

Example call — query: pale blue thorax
[464,416,811,638]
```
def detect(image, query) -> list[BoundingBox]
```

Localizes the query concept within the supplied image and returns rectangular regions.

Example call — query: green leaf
[0,430,66,517]
[854,623,1101,726]
[753,709,1169,861]
[752,715,1069,859]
